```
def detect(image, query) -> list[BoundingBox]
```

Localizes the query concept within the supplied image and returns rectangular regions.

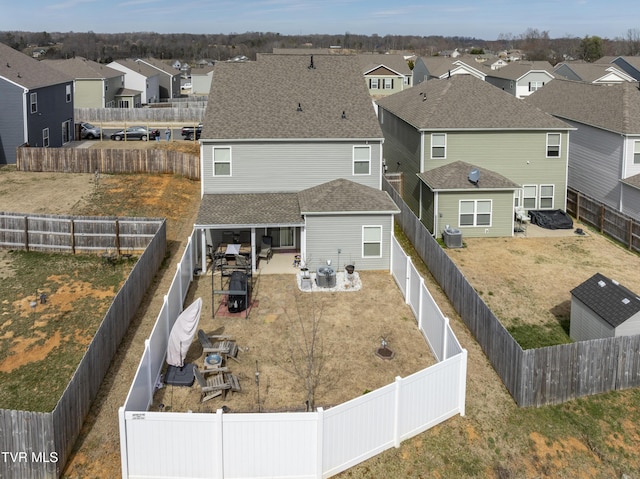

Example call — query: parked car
[80,122,101,139]
[110,126,149,141]
[181,123,202,140]
[182,82,192,90]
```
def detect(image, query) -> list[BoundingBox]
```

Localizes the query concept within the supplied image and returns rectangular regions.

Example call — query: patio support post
[200,228,207,273]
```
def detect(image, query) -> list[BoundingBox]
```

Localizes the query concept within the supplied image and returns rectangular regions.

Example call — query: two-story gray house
[412,56,487,85]
[553,62,635,84]
[194,53,399,273]
[377,75,572,238]
[108,59,160,104]
[43,56,124,108]
[0,42,75,164]
[135,57,181,99]
[484,61,555,98]
[526,79,640,220]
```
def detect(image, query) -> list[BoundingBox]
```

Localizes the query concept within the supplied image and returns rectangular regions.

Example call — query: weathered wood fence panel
[15,147,200,180]
[74,107,205,123]
[384,178,640,408]
[0,216,166,478]
[567,187,640,254]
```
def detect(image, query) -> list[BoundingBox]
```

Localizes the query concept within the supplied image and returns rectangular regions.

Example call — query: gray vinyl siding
[26,83,75,148]
[570,298,614,341]
[553,64,581,81]
[435,190,514,238]
[0,80,26,164]
[611,58,640,81]
[305,214,393,271]
[420,183,435,231]
[201,141,382,194]
[484,76,516,96]
[565,120,623,210]
[424,131,568,211]
[621,184,640,220]
[379,109,422,212]
[616,313,640,336]
[412,58,429,85]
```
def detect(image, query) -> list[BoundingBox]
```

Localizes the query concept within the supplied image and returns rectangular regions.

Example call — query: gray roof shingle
[554,62,631,83]
[377,74,570,130]
[0,42,72,88]
[485,61,554,81]
[525,78,640,134]
[196,193,303,227]
[298,178,399,214]
[43,56,122,79]
[358,53,411,76]
[202,54,383,140]
[417,161,520,190]
[571,273,640,327]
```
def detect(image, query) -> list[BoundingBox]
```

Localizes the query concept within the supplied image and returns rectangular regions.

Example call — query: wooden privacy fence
[567,187,640,254]
[383,178,640,407]
[0,212,160,254]
[0,215,166,479]
[75,106,205,123]
[16,147,200,180]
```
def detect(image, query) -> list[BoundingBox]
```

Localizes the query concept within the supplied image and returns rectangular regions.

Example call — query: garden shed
[570,273,640,341]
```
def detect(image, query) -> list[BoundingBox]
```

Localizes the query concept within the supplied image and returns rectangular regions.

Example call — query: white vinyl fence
[119,233,467,479]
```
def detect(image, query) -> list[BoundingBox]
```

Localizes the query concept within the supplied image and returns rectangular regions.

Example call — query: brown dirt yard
[3,158,640,478]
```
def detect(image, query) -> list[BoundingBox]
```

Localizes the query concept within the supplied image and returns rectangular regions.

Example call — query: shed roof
[202,53,383,140]
[377,74,570,130]
[571,273,640,327]
[417,161,520,191]
[0,41,72,88]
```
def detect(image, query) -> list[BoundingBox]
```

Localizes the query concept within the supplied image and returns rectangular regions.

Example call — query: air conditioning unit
[443,228,463,248]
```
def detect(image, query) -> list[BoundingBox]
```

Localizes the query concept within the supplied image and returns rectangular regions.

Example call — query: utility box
[443,228,463,248]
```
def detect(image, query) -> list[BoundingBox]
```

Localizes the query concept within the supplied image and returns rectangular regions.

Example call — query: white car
[182,82,192,90]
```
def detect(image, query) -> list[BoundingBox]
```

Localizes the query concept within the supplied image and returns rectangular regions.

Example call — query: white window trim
[353,145,371,176]
[383,78,393,89]
[458,199,492,227]
[539,184,555,209]
[362,225,382,258]
[431,133,447,159]
[522,184,538,209]
[213,146,232,177]
[42,128,49,147]
[546,133,561,158]
[634,140,640,164]
[66,84,72,103]
[370,78,379,89]
[30,92,37,114]
[529,81,545,92]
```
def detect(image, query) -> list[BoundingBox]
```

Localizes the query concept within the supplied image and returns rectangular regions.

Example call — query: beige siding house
[358,53,412,99]
[377,75,573,239]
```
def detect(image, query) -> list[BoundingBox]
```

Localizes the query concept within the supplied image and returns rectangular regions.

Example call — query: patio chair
[258,235,273,263]
[193,367,230,402]
[197,329,240,363]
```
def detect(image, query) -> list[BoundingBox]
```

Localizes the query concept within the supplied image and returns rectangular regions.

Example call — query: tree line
[2,28,640,65]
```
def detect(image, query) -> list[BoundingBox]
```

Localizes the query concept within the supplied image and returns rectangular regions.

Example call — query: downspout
[22,88,29,145]
[564,131,569,211]
[620,134,628,212]
[433,192,439,238]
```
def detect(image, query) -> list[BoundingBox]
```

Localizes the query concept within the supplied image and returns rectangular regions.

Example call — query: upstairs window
[66,84,72,103]
[529,81,545,92]
[546,133,561,157]
[30,92,37,113]
[370,78,379,89]
[213,147,231,176]
[383,78,393,89]
[353,146,371,175]
[634,140,640,164]
[431,133,446,159]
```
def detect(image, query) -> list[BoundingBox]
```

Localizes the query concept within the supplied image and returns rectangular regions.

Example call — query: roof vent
[6,62,10,68]
[341,110,346,119]
[421,92,427,101]
[622,298,631,305]
[598,280,606,287]
[297,102,303,112]
[308,55,315,70]
[468,169,480,186]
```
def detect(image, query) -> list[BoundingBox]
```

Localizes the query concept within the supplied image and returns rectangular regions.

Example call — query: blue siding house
[0,42,74,164]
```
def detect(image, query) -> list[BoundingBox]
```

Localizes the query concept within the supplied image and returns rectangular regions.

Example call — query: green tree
[579,35,604,62]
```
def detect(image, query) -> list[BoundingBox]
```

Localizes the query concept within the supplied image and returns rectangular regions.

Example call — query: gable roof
[417,161,520,191]
[526,78,640,134]
[377,75,570,130]
[554,62,634,83]
[43,56,122,79]
[485,61,554,81]
[298,178,399,214]
[202,54,382,140]
[110,59,159,78]
[417,56,488,78]
[358,54,411,76]
[571,272,640,327]
[0,41,72,89]
[135,58,179,76]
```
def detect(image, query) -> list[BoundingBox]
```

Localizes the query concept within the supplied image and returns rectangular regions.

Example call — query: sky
[1,0,639,40]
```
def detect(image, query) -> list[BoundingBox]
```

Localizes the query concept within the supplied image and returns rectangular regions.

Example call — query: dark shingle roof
[202,54,382,140]
[358,53,411,76]
[0,42,72,88]
[196,193,303,227]
[43,56,122,79]
[377,75,570,130]
[485,61,554,81]
[526,78,640,134]
[417,161,520,191]
[571,273,640,327]
[298,178,399,214]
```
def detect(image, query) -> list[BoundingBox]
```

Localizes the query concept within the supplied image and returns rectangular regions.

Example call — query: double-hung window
[362,226,382,258]
[546,133,561,157]
[66,84,72,103]
[459,200,492,227]
[30,93,37,113]
[353,146,371,175]
[370,78,379,89]
[529,81,545,92]
[634,140,640,164]
[431,133,446,159]
[539,185,555,209]
[383,78,393,89]
[522,185,538,209]
[42,128,49,147]
[213,147,232,176]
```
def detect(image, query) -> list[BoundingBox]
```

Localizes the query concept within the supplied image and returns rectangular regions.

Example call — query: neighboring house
[484,61,554,98]
[113,88,142,109]
[553,62,635,84]
[608,56,640,81]
[107,59,160,104]
[195,53,398,273]
[485,58,509,70]
[135,58,181,99]
[358,53,412,99]
[526,79,640,220]
[190,64,215,95]
[0,42,75,164]
[412,56,487,85]
[377,75,572,239]
[570,273,640,341]
[43,56,124,108]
